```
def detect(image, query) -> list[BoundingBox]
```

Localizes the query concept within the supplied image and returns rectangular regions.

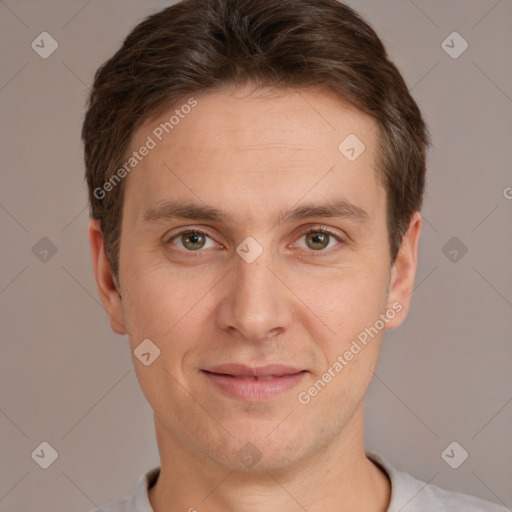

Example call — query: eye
[167,225,344,254]
[295,226,344,252]
[168,229,217,251]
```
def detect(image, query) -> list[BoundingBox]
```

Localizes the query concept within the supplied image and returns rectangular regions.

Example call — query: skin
[89,83,421,512]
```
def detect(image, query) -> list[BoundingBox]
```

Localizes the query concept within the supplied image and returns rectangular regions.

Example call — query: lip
[202,364,307,401]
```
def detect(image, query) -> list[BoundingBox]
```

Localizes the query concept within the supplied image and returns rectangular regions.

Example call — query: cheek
[120,260,218,351]
[296,282,386,413]
[117,223,206,333]
[122,266,207,414]
[304,341,381,416]
[295,264,390,332]
[293,262,390,399]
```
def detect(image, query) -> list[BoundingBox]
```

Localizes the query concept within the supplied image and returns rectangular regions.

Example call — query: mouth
[202,364,307,401]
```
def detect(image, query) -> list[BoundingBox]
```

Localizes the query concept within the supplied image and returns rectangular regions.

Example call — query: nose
[215,242,294,344]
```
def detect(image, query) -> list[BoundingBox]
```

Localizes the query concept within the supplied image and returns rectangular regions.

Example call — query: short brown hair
[82,0,429,278]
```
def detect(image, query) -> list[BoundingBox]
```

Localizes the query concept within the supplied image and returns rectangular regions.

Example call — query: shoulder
[366,451,509,512]
[390,468,508,512]
[86,467,160,512]
[88,495,133,512]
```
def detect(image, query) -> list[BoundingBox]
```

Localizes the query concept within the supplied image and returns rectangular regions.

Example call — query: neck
[148,404,391,512]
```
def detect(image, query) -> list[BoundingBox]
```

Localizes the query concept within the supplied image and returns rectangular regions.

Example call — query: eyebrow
[141,198,370,226]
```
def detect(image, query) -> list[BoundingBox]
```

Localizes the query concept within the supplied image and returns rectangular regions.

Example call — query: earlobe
[88,219,128,335]
[385,212,422,330]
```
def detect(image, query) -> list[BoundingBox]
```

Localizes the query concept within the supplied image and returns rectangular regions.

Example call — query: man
[83,0,507,510]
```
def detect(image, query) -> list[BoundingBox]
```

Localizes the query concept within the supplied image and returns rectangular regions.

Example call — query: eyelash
[166,225,345,256]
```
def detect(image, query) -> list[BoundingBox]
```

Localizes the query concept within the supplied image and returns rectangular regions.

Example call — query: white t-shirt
[91,451,508,511]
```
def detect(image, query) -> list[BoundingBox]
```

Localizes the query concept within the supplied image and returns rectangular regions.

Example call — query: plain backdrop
[0,0,511,510]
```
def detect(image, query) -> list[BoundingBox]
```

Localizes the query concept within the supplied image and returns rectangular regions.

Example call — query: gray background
[0,0,511,510]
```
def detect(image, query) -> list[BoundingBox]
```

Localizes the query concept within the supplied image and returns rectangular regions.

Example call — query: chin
[208,444,302,474]
[196,424,320,474]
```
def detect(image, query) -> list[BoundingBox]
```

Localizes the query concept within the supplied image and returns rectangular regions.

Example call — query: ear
[384,211,422,330]
[88,219,128,335]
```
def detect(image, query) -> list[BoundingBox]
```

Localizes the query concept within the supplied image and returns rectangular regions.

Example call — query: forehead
[122,85,383,227]
[146,84,377,156]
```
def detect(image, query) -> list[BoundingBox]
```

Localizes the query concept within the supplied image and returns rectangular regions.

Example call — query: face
[90,84,420,472]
